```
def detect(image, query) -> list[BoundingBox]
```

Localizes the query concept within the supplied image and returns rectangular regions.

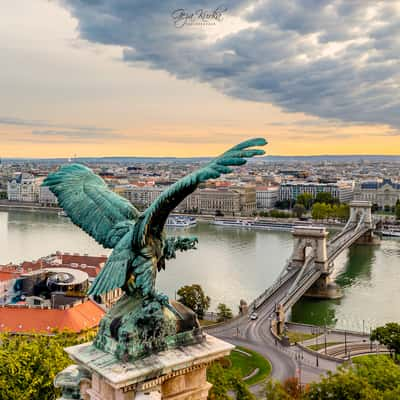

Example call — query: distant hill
[3,155,400,164]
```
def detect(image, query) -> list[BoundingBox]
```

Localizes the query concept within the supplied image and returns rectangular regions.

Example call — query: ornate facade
[354,178,400,209]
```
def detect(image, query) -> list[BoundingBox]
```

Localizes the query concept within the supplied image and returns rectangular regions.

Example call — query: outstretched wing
[43,164,140,248]
[133,138,267,246]
[87,229,135,296]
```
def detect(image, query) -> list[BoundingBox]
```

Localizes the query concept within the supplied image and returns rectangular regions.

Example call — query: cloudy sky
[1,0,400,157]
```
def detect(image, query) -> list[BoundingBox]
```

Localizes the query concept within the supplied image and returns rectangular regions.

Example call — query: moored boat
[166,216,197,228]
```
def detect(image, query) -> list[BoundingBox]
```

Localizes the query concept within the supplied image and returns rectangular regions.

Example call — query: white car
[250,312,258,320]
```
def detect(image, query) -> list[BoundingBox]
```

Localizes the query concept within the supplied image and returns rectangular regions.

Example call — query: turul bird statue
[43,138,267,361]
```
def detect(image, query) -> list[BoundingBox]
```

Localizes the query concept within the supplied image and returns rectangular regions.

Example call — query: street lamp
[315,328,319,367]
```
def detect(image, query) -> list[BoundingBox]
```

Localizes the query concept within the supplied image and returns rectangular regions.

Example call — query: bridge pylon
[349,200,372,227]
[291,226,328,272]
[348,200,378,244]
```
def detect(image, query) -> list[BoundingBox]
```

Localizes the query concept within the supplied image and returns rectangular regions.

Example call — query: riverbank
[0,201,61,213]
[0,202,345,229]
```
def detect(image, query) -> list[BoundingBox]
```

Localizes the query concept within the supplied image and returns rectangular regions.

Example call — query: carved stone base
[55,334,233,400]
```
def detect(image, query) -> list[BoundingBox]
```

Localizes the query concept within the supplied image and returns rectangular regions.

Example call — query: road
[205,274,340,384]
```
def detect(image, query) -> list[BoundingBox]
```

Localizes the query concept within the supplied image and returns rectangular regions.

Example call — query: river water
[1,209,399,331]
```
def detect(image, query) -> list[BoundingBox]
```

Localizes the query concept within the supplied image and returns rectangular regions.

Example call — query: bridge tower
[348,200,376,243]
[291,226,341,299]
[348,200,372,227]
[291,226,328,270]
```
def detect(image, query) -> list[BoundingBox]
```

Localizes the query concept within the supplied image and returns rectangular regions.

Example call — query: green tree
[261,356,400,400]
[275,200,292,210]
[315,192,338,205]
[177,284,210,319]
[336,204,350,221]
[296,193,314,210]
[207,363,254,400]
[395,202,400,220]
[293,203,306,219]
[371,323,400,358]
[306,369,380,400]
[270,209,292,219]
[311,202,327,220]
[0,331,95,400]
[372,203,380,213]
[216,303,233,322]
[263,379,292,400]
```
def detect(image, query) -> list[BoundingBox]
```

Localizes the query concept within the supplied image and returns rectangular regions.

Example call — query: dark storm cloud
[0,116,115,132]
[60,0,400,129]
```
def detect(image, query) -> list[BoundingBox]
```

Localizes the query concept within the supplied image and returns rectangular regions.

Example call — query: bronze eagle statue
[43,138,267,360]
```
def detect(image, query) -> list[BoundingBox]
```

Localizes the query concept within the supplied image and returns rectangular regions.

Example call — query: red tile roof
[0,300,105,333]
[0,271,19,282]
[60,254,107,267]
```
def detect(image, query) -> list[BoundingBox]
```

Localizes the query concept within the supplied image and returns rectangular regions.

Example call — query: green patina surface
[44,138,267,362]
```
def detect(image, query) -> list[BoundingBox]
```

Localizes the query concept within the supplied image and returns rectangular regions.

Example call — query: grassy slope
[229,346,272,386]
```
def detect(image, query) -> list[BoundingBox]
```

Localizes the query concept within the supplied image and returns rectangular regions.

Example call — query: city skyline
[2,1,400,157]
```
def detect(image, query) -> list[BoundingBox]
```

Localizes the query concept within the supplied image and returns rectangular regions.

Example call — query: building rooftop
[0,299,104,333]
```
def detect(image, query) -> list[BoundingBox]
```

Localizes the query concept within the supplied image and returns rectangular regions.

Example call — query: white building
[7,173,38,202]
[117,185,256,215]
[279,181,354,204]
[38,185,58,206]
[256,186,279,209]
[116,185,164,208]
[354,178,400,209]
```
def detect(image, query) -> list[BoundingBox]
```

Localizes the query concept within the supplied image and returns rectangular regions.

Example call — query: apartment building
[255,186,279,209]
[7,173,38,202]
[279,181,354,203]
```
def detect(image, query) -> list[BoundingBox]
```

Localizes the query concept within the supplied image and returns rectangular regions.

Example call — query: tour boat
[213,219,254,228]
[166,216,197,228]
[57,210,68,217]
[380,229,400,237]
[212,218,299,232]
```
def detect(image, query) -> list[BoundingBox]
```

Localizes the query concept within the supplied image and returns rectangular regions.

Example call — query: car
[250,312,258,320]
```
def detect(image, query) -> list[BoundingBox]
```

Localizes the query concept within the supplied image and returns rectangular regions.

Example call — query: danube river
[1,209,400,331]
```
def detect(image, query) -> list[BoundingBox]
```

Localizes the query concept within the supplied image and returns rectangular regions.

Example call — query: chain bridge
[206,200,380,381]
[252,200,377,334]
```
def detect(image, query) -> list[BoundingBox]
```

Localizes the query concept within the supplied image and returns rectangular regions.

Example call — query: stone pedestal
[55,334,233,400]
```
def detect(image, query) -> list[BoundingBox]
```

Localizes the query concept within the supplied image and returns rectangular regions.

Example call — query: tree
[306,369,380,400]
[275,200,292,210]
[261,356,400,400]
[270,209,293,219]
[296,193,314,210]
[311,202,327,220]
[216,303,233,322]
[293,203,306,219]
[0,331,95,400]
[315,192,338,205]
[282,377,303,399]
[336,204,350,221]
[263,379,292,400]
[395,202,400,220]
[371,323,400,358]
[207,362,254,400]
[177,284,210,319]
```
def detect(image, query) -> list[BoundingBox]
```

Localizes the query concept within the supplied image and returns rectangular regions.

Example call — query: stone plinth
[56,334,233,400]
